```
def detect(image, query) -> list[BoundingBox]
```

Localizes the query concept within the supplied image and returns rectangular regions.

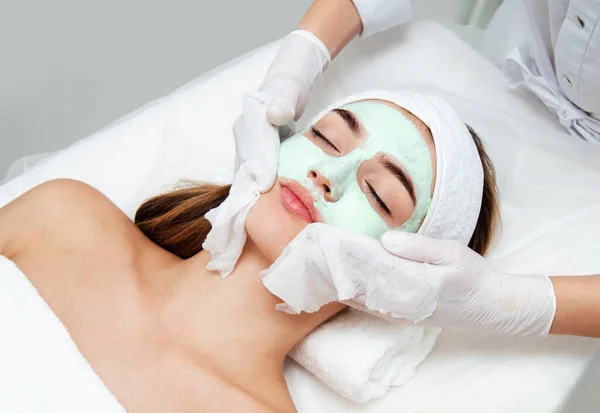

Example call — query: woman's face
[246,100,437,261]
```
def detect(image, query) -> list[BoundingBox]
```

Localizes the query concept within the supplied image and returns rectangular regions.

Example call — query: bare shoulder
[0,179,137,259]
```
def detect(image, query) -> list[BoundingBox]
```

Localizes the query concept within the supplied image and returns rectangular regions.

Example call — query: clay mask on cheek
[277,101,433,238]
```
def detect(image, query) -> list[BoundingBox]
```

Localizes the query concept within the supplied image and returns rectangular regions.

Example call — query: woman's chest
[10,249,273,413]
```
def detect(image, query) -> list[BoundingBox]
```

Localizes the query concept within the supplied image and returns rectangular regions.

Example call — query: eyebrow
[380,158,416,205]
[333,108,360,136]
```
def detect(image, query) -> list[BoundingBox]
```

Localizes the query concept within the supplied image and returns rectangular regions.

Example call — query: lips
[280,178,320,223]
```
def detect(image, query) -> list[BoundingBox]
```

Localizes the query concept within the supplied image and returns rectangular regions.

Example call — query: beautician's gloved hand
[259,30,331,126]
[262,225,557,336]
[380,231,557,336]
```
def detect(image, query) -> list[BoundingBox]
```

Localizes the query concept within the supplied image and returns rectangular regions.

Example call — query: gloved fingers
[258,29,330,126]
[267,102,296,126]
[236,92,296,138]
[264,80,303,126]
[380,231,466,266]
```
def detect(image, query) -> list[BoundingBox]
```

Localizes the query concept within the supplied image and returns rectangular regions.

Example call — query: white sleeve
[352,0,413,38]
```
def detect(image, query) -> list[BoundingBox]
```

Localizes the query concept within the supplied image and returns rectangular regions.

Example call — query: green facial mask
[277,101,433,238]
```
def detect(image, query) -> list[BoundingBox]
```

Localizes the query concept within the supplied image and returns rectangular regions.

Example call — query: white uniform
[352,0,413,38]
[353,0,600,142]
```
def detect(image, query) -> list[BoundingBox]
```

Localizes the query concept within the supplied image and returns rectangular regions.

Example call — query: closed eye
[310,126,340,153]
[379,156,416,205]
[365,181,391,216]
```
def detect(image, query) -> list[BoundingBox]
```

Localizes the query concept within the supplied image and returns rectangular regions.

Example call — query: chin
[245,179,310,262]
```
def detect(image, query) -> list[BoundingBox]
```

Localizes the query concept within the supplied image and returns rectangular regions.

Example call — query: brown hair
[466,125,499,255]
[135,183,230,259]
[135,128,499,258]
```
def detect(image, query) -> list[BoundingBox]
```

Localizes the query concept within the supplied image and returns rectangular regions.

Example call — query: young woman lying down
[0,91,498,412]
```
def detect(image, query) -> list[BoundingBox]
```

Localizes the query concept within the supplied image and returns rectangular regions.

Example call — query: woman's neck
[145,239,344,386]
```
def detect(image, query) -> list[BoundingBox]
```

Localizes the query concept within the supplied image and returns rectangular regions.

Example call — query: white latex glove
[262,224,557,336]
[203,93,280,276]
[260,30,331,126]
[380,231,557,336]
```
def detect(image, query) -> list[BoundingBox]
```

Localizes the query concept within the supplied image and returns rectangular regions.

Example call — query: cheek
[316,186,390,239]
[278,134,328,182]
[245,186,309,262]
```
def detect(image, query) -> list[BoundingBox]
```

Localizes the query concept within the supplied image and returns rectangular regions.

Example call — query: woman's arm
[298,0,362,58]
[550,275,600,337]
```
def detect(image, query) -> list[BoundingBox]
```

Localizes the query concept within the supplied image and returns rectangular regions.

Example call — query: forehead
[336,100,425,156]
[350,99,433,143]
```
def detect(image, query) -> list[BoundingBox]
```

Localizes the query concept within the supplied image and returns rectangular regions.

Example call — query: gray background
[0,0,477,176]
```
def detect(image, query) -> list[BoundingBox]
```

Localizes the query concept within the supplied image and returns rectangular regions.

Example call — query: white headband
[306,90,484,245]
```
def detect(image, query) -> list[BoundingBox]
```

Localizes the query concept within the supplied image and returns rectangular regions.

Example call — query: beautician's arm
[298,0,363,58]
[379,231,600,338]
[298,0,414,57]
[550,275,600,337]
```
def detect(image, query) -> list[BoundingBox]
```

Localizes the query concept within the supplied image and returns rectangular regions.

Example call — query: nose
[308,169,336,202]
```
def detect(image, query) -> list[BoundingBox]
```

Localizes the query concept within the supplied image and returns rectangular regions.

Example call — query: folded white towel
[289,309,441,403]
[0,255,125,413]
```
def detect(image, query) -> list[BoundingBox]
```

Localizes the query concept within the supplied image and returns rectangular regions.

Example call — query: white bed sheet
[1,20,599,413]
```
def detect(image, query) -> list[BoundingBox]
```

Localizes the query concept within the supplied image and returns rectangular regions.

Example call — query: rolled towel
[289,309,441,403]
